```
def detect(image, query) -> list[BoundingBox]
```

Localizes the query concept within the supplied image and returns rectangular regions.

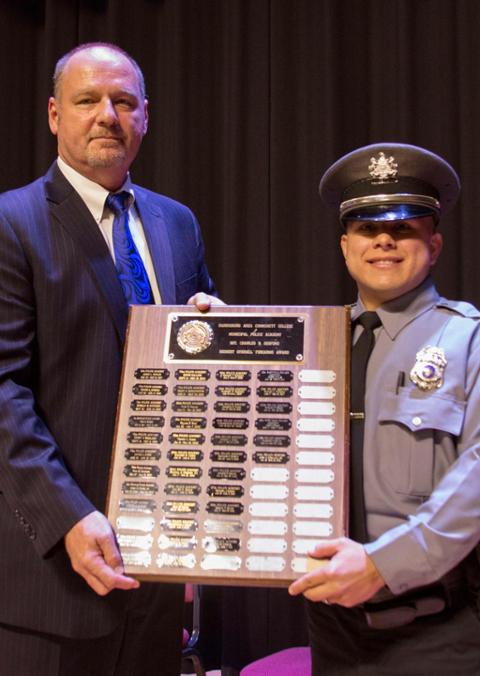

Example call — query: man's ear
[429,231,443,266]
[340,233,348,260]
[142,98,149,135]
[48,97,59,135]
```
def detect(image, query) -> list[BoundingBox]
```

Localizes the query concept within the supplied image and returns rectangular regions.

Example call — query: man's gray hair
[52,42,146,100]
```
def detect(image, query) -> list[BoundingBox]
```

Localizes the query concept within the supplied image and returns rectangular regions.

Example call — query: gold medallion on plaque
[177,320,214,354]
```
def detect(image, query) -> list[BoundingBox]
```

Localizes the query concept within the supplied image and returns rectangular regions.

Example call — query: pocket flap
[377,389,465,436]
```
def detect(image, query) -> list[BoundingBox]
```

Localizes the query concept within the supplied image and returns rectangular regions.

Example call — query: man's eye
[393,222,412,234]
[358,223,375,234]
[115,98,135,108]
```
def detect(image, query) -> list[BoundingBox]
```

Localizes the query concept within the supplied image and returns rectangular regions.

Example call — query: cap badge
[409,346,447,391]
[368,152,398,182]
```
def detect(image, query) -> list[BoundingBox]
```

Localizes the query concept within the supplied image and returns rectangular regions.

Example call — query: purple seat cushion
[240,647,311,675]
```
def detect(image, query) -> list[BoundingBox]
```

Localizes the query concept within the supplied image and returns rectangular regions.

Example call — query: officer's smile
[367,257,403,267]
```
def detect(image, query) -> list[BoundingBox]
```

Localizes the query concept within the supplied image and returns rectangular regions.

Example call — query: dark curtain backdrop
[2,0,480,671]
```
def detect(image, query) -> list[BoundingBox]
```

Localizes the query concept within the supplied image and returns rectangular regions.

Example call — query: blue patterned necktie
[107,191,153,305]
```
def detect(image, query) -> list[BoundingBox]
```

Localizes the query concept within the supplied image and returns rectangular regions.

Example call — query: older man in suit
[0,42,219,675]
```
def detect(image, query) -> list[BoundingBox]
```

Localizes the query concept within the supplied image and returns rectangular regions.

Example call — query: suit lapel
[134,186,176,304]
[44,163,128,340]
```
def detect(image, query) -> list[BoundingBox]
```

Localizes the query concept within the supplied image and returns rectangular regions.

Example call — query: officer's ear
[429,231,443,266]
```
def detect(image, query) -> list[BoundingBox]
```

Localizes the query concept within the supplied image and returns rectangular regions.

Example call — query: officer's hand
[288,537,385,607]
[64,511,140,596]
[187,292,225,312]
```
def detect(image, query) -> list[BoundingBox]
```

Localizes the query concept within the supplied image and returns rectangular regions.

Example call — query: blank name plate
[106,305,350,586]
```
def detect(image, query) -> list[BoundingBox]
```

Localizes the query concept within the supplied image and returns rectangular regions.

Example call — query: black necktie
[349,311,382,543]
[107,192,153,305]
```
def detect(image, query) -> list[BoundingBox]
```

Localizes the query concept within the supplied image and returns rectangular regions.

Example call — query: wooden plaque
[106,305,350,586]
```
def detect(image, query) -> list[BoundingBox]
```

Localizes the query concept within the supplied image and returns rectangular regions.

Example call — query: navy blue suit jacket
[0,162,215,638]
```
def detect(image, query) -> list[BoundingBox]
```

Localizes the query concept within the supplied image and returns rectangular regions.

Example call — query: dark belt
[360,567,470,630]
[362,585,446,629]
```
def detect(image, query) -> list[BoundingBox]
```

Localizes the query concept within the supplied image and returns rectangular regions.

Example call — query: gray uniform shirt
[352,277,480,594]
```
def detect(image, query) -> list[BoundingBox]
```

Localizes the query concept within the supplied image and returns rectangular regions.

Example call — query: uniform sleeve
[365,322,480,594]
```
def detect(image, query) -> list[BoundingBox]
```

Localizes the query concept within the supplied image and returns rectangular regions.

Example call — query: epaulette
[437,298,480,319]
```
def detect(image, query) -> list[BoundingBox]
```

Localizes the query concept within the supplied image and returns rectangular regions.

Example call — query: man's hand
[288,537,385,607]
[187,292,225,312]
[64,511,140,596]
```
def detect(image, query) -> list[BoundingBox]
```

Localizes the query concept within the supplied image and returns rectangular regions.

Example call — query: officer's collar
[351,276,440,340]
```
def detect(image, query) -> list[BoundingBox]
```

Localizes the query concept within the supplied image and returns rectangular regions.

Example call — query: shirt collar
[56,157,135,223]
[350,276,440,340]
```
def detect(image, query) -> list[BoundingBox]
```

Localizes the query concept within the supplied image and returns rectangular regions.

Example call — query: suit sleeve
[193,212,217,298]
[171,204,217,303]
[0,212,95,558]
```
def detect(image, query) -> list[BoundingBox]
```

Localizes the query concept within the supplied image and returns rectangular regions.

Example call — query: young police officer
[290,143,480,675]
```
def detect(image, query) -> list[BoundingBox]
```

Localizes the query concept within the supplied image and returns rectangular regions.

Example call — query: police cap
[319,142,460,223]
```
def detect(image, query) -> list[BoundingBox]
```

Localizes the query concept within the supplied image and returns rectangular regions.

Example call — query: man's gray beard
[86,147,126,168]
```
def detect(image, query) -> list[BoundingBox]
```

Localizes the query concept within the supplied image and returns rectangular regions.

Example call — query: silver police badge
[177,320,214,355]
[409,346,447,391]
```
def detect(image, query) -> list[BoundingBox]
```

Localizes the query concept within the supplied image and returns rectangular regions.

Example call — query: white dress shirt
[57,157,162,303]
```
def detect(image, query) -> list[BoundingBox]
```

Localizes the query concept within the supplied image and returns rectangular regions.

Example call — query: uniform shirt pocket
[376,389,465,496]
